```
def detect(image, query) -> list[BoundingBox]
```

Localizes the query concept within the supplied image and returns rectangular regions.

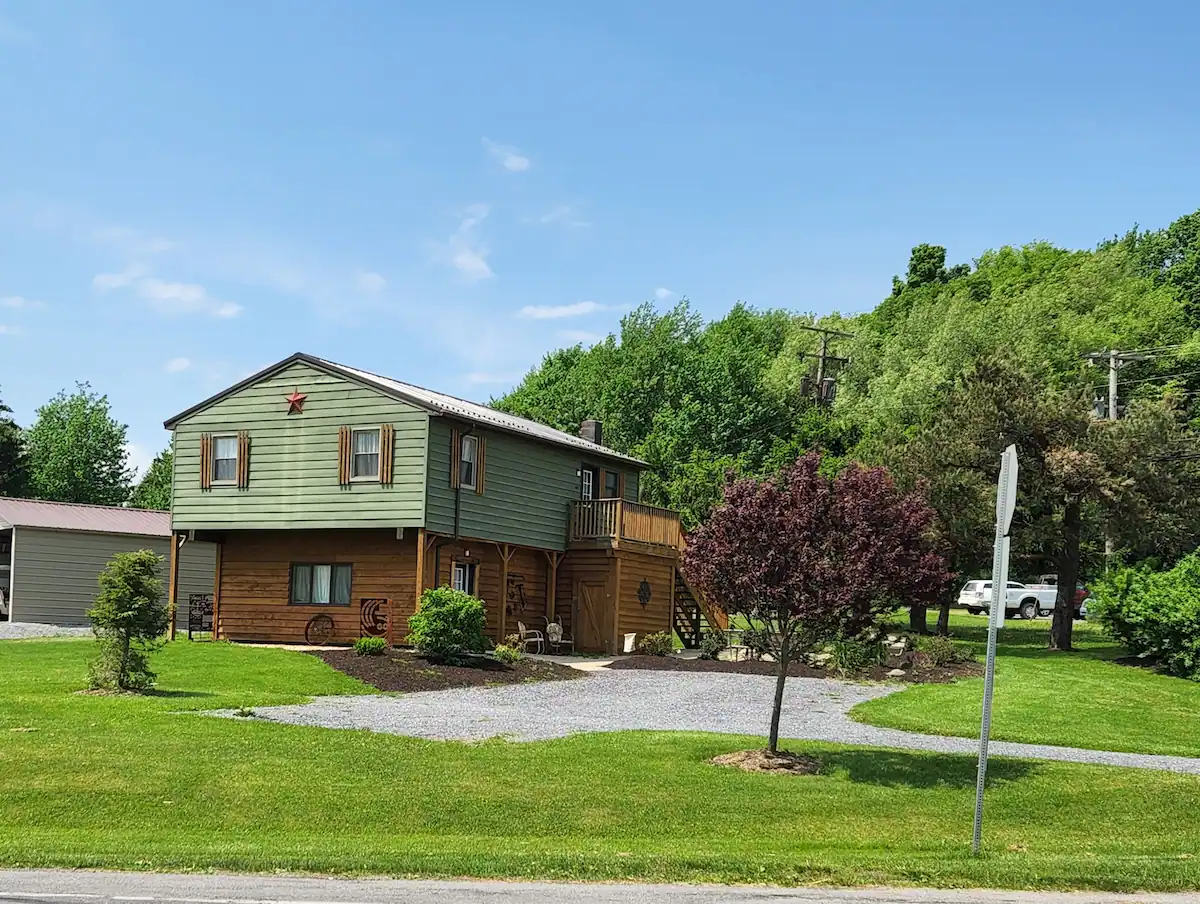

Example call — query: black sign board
[187,593,214,639]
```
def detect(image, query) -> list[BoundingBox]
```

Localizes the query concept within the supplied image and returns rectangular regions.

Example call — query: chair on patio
[516,621,544,654]
[544,620,574,655]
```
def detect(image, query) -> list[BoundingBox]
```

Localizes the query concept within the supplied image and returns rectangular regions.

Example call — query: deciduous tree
[129,448,173,510]
[0,391,27,497]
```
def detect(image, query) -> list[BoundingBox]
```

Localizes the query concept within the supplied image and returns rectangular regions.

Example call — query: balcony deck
[569,499,682,551]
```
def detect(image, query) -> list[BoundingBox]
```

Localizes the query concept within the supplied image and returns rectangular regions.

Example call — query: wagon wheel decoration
[304,614,335,645]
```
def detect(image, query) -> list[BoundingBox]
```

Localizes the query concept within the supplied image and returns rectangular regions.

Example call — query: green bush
[407,586,488,664]
[740,625,772,660]
[492,643,523,665]
[828,636,886,675]
[86,549,168,692]
[918,634,975,666]
[637,631,674,656]
[699,629,727,660]
[353,636,388,657]
[1091,556,1200,679]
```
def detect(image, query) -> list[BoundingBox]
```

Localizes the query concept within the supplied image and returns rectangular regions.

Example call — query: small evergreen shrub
[492,644,523,665]
[407,586,488,664]
[699,629,727,660]
[636,631,674,656]
[918,634,975,666]
[1091,557,1200,679]
[828,636,886,675]
[353,636,388,656]
[87,549,168,692]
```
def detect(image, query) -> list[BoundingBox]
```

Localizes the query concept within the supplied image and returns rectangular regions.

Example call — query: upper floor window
[290,563,352,606]
[460,434,478,490]
[603,470,621,499]
[351,428,381,479]
[212,435,238,483]
[580,466,595,500]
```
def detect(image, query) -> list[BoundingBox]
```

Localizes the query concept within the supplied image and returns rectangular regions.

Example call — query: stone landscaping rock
[887,668,907,677]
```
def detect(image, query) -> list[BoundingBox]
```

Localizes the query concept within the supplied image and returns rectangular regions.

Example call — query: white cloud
[357,271,386,294]
[124,442,154,481]
[0,295,42,308]
[655,287,674,300]
[94,271,242,318]
[559,329,605,345]
[518,300,608,319]
[93,265,146,291]
[165,356,191,373]
[483,138,531,172]
[535,205,590,229]
[464,371,521,385]
[432,204,493,281]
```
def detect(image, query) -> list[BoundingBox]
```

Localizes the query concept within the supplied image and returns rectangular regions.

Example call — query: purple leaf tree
[682,453,950,753]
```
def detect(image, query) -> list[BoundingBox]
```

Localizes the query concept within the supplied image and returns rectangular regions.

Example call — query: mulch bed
[711,749,822,775]
[311,649,582,693]
[608,652,980,684]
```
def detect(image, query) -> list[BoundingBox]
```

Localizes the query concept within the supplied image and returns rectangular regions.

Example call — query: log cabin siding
[616,550,675,643]
[172,362,429,531]
[216,529,417,643]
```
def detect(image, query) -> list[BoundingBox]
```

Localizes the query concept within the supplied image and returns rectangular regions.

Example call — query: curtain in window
[312,565,332,604]
[352,430,380,478]
[291,565,312,604]
[213,436,237,482]
[332,564,352,605]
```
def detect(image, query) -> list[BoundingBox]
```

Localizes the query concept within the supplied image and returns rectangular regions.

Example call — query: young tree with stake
[682,453,949,754]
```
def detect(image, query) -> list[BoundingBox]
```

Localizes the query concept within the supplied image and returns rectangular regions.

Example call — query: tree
[0,390,28,497]
[25,382,133,506]
[681,453,949,754]
[129,448,173,510]
[87,549,169,691]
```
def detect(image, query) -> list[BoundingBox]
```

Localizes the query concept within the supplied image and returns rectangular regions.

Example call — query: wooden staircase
[672,568,728,649]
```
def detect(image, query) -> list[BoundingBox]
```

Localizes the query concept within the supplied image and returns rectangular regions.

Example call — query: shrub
[699,629,727,660]
[407,586,488,664]
[1091,557,1200,679]
[492,644,523,665]
[86,549,169,692]
[918,634,976,666]
[828,635,886,675]
[740,625,772,660]
[636,631,674,656]
[353,636,388,657]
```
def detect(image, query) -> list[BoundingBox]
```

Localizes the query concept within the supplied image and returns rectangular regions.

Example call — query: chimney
[579,419,603,447]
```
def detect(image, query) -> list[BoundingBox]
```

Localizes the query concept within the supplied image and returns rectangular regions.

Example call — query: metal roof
[0,498,171,537]
[164,352,647,467]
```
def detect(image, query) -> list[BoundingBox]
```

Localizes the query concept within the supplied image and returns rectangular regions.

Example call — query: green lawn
[853,613,1200,758]
[2,639,1200,890]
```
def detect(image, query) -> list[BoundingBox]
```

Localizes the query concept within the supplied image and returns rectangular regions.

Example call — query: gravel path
[0,622,91,639]
[226,670,1200,775]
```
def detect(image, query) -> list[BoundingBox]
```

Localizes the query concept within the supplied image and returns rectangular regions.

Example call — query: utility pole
[798,325,854,404]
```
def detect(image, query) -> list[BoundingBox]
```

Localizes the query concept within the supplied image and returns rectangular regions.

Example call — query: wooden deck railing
[569,499,682,548]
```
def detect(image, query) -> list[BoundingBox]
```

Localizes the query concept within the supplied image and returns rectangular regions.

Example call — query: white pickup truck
[957,579,1058,620]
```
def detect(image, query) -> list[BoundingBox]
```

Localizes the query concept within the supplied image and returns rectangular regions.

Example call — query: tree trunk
[767,638,792,754]
[119,631,132,690]
[908,604,929,634]
[936,600,952,636]
[1050,501,1082,652]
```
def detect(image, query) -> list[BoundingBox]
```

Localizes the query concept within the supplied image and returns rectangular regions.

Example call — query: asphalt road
[0,871,1191,904]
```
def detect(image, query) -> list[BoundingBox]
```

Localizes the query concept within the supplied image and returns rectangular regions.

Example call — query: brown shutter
[475,436,486,495]
[450,428,461,488]
[338,426,350,486]
[380,424,394,486]
[199,434,212,490]
[237,431,251,489]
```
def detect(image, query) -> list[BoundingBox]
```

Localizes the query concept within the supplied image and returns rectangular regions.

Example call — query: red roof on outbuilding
[0,499,170,537]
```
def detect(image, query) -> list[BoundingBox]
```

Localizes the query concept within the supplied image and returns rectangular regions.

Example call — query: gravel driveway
[0,622,92,640]
[229,670,1200,775]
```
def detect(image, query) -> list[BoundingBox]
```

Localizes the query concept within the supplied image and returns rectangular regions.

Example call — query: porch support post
[497,543,514,641]
[212,541,223,640]
[612,552,622,654]
[411,528,427,638]
[544,551,560,622]
[167,533,180,642]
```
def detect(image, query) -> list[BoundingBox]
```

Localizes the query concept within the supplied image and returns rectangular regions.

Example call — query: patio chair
[545,620,574,655]
[516,621,544,654]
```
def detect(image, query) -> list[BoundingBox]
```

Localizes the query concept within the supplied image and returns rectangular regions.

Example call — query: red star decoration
[285,388,307,414]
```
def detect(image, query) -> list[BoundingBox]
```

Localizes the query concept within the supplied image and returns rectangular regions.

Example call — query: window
[290,563,352,606]
[603,470,621,499]
[460,434,478,490]
[580,467,595,500]
[452,561,477,596]
[351,428,381,479]
[212,435,238,483]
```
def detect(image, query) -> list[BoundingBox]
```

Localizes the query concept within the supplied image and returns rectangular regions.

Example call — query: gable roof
[0,498,170,537]
[163,352,646,468]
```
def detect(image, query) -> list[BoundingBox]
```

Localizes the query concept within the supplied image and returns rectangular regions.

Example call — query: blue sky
[2,1,1200,476]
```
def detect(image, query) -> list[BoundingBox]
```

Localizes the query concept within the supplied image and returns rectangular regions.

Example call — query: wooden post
[412,528,426,632]
[544,551,560,622]
[612,552,622,654]
[167,534,180,641]
[212,542,222,640]
[498,543,511,641]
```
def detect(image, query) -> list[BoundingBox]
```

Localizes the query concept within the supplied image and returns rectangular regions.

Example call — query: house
[163,353,718,653]
[0,498,217,630]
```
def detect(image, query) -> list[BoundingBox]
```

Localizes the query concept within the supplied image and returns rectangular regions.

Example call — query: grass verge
[1,638,1199,890]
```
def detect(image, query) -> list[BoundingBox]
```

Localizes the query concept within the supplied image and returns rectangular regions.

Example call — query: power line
[1093,368,1200,389]
[797,324,854,405]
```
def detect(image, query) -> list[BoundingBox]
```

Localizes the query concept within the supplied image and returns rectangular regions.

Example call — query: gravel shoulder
[216,669,1200,774]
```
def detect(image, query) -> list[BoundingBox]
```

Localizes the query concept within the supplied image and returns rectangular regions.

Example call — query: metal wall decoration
[637,579,652,607]
[187,593,214,639]
[359,598,389,637]
[505,572,528,616]
[304,614,335,644]
[285,388,308,414]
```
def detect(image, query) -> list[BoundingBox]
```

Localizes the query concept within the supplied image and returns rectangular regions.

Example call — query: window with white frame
[459,434,478,490]
[580,466,595,500]
[351,428,381,479]
[212,435,238,483]
[290,563,352,606]
[452,561,477,596]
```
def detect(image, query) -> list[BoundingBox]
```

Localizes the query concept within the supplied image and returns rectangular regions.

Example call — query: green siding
[425,417,642,551]
[172,362,428,530]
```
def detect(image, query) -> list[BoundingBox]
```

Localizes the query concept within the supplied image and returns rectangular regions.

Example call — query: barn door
[575,580,611,653]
